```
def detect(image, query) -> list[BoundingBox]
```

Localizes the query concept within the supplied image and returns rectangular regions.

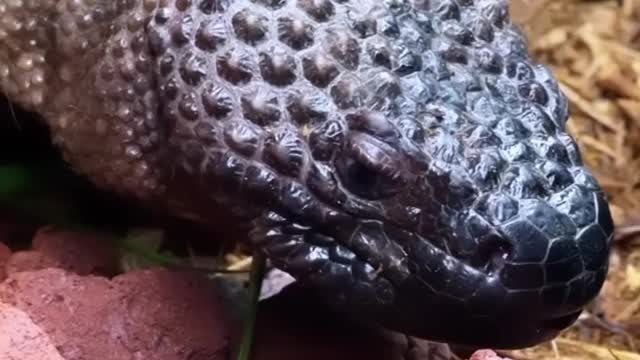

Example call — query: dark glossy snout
[254,183,613,349]
[374,188,613,348]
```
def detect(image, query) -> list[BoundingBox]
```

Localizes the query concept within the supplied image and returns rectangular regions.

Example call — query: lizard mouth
[250,211,608,349]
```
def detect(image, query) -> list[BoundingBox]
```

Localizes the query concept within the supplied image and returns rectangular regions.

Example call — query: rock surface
[0,268,230,360]
[4,227,118,277]
[0,302,65,360]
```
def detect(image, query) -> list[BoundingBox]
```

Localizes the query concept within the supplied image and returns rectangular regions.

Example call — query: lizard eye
[335,132,405,200]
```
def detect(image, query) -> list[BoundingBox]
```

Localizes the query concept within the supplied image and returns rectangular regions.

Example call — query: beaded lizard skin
[0,0,614,349]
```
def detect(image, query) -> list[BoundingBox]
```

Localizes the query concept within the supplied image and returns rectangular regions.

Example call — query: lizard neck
[0,0,130,112]
[0,1,61,110]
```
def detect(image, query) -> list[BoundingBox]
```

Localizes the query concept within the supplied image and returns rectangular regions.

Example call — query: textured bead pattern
[0,0,613,350]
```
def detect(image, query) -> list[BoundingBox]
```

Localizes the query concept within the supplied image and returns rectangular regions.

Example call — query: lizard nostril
[470,233,512,275]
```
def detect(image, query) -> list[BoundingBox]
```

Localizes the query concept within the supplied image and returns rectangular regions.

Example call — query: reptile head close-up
[0,0,614,350]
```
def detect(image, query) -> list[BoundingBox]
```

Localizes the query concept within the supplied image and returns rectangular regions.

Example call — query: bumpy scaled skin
[0,0,613,349]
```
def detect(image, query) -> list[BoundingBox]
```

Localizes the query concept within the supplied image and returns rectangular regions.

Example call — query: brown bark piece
[0,243,10,282]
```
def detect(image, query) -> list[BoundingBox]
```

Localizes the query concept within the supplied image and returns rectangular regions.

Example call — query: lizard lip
[252,212,607,349]
[378,291,584,349]
[360,224,606,349]
[460,309,584,349]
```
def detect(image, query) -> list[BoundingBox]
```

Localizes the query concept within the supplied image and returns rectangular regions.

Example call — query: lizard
[0,0,614,350]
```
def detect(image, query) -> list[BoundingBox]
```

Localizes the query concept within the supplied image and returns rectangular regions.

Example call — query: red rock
[4,251,60,277]
[469,349,512,360]
[0,268,230,360]
[0,302,66,360]
[4,227,119,278]
[31,226,118,276]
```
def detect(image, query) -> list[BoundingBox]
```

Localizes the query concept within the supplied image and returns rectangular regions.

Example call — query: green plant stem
[237,253,266,360]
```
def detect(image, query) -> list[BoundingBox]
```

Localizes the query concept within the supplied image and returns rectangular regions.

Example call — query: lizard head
[250,102,614,349]
[0,0,614,350]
